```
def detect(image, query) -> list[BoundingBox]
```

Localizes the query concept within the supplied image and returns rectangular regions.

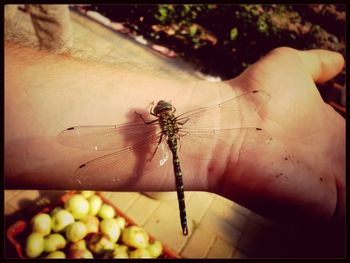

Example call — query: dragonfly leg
[177,118,189,126]
[134,111,158,124]
[149,134,164,161]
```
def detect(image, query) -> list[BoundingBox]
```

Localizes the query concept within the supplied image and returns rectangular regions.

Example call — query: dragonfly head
[153,100,175,115]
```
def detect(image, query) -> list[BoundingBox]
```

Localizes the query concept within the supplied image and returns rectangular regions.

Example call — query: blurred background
[5,4,346,259]
[80,4,346,116]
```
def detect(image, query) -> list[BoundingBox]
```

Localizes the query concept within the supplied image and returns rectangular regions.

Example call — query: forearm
[5,41,208,190]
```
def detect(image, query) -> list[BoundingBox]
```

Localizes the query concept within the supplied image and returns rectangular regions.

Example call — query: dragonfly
[57,89,272,236]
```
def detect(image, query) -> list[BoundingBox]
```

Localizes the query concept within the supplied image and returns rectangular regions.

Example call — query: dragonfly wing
[74,135,172,184]
[178,127,272,159]
[57,121,161,151]
[176,90,270,129]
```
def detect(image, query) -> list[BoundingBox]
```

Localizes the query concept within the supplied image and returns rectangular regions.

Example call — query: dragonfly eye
[154,100,174,114]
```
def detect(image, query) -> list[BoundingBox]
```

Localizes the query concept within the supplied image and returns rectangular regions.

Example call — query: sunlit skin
[5,42,344,227]
[215,48,345,224]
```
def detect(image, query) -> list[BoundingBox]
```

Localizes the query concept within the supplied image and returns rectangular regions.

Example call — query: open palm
[215,47,345,223]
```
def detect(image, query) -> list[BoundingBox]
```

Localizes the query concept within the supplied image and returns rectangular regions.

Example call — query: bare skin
[5,41,344,227]
[219,48,345,225]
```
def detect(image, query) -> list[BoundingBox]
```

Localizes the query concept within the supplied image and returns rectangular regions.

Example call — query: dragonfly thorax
[153,100,175,116]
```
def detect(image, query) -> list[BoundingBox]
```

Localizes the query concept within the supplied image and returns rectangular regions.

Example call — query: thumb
[297,49,344,83]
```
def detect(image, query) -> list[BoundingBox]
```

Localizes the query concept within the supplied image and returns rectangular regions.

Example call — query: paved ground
[5,6,337,259]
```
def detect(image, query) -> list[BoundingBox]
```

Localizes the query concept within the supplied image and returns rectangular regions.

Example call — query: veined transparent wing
[176,90,270,129]
[57,121,161,151]
[58,121,172,184]
[178,127,272,160]
[176,90,271,159]
[70,133,172,185]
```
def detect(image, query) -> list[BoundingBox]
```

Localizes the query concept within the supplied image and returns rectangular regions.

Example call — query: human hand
[215,47,345,223]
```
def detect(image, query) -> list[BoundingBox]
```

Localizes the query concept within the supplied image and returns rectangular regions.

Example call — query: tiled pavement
[5,6,341,259]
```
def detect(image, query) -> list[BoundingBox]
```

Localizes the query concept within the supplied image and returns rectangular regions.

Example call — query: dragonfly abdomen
[167,136,188,235]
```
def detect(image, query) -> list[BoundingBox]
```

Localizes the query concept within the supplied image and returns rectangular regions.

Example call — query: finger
[297,49,344,83]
